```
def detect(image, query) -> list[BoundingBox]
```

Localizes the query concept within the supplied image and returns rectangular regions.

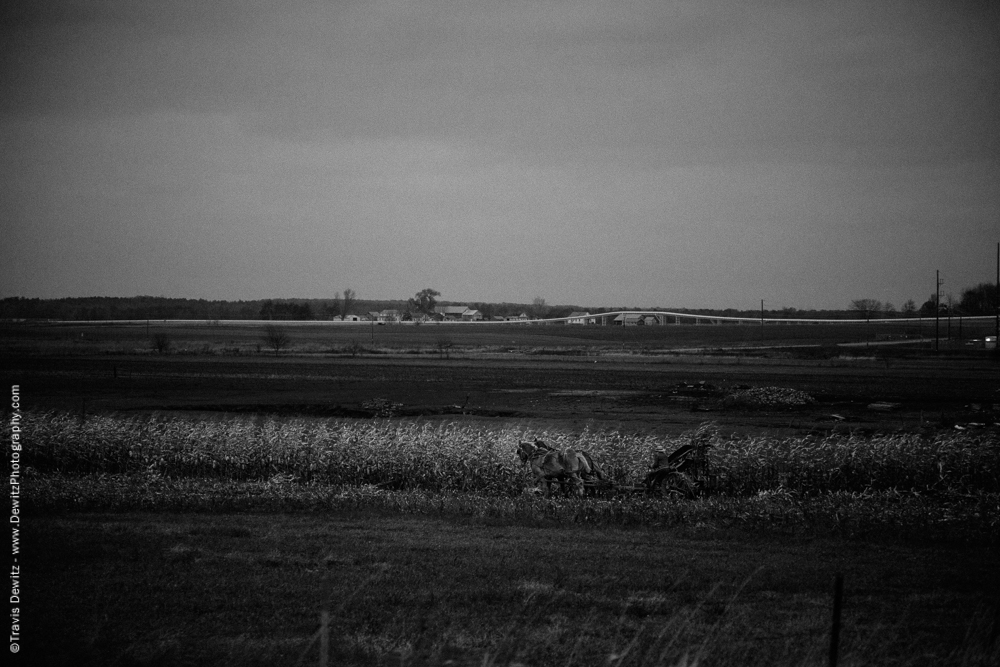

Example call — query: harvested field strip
[26,474,999,543]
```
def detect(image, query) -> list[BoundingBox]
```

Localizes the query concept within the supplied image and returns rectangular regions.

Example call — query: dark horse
[517,439,605,496]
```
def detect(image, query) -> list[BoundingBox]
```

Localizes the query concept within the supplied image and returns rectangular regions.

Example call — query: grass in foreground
[27,512,1000,667]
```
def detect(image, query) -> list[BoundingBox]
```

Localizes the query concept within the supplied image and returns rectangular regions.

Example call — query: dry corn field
[24,411,1000,495]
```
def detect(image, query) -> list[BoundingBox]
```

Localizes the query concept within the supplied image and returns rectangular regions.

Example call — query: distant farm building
[567,311,596,325]
[613,313,643,326]
[367,310,403,323]
[435,305,470,321]
[434,305,483,321]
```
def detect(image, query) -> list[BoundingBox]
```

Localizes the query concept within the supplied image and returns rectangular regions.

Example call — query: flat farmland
[4,317,995,354]
[2,319,997,436]
[7,320,1000,666]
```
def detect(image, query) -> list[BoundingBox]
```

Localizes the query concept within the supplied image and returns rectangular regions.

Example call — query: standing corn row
[21,411,1000,496]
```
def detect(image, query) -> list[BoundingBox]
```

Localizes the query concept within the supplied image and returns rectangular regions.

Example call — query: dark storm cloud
[0,0,282,116]
[1,0,997,307]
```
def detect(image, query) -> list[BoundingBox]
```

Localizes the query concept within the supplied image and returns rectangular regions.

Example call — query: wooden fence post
[319,610,329,667]
[829,573,844,667]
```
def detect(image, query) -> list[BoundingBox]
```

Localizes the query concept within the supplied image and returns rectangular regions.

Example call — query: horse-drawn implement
[594,441,716,498]
[518,438,717,498]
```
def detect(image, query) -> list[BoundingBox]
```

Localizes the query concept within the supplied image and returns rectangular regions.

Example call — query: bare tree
[531,296,548,319]
[435,336,453,359]
[849,299,882,321]
[345,338,364,357]
[151,333,172,354]
[901,299,917,318]
[261,324,291,356]
[408,288,440,316]
[342,289,356,321]
[325,293,341,320]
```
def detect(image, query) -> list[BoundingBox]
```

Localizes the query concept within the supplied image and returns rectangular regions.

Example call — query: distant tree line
[954,283,998,316]
[0,296,331,321]
[0,295,540,321]
[0,294,557,322]
[849,283,998,319]
[1,283,995,322]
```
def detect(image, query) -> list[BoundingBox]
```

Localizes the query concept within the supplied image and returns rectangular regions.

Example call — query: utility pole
[760,299,765,343]
[935,270,943,352]
[865,305,871,348]
[946,294,952,342]
[995,242,999,350]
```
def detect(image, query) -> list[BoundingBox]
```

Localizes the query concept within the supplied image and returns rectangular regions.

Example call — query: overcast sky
[2,0,997,310]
